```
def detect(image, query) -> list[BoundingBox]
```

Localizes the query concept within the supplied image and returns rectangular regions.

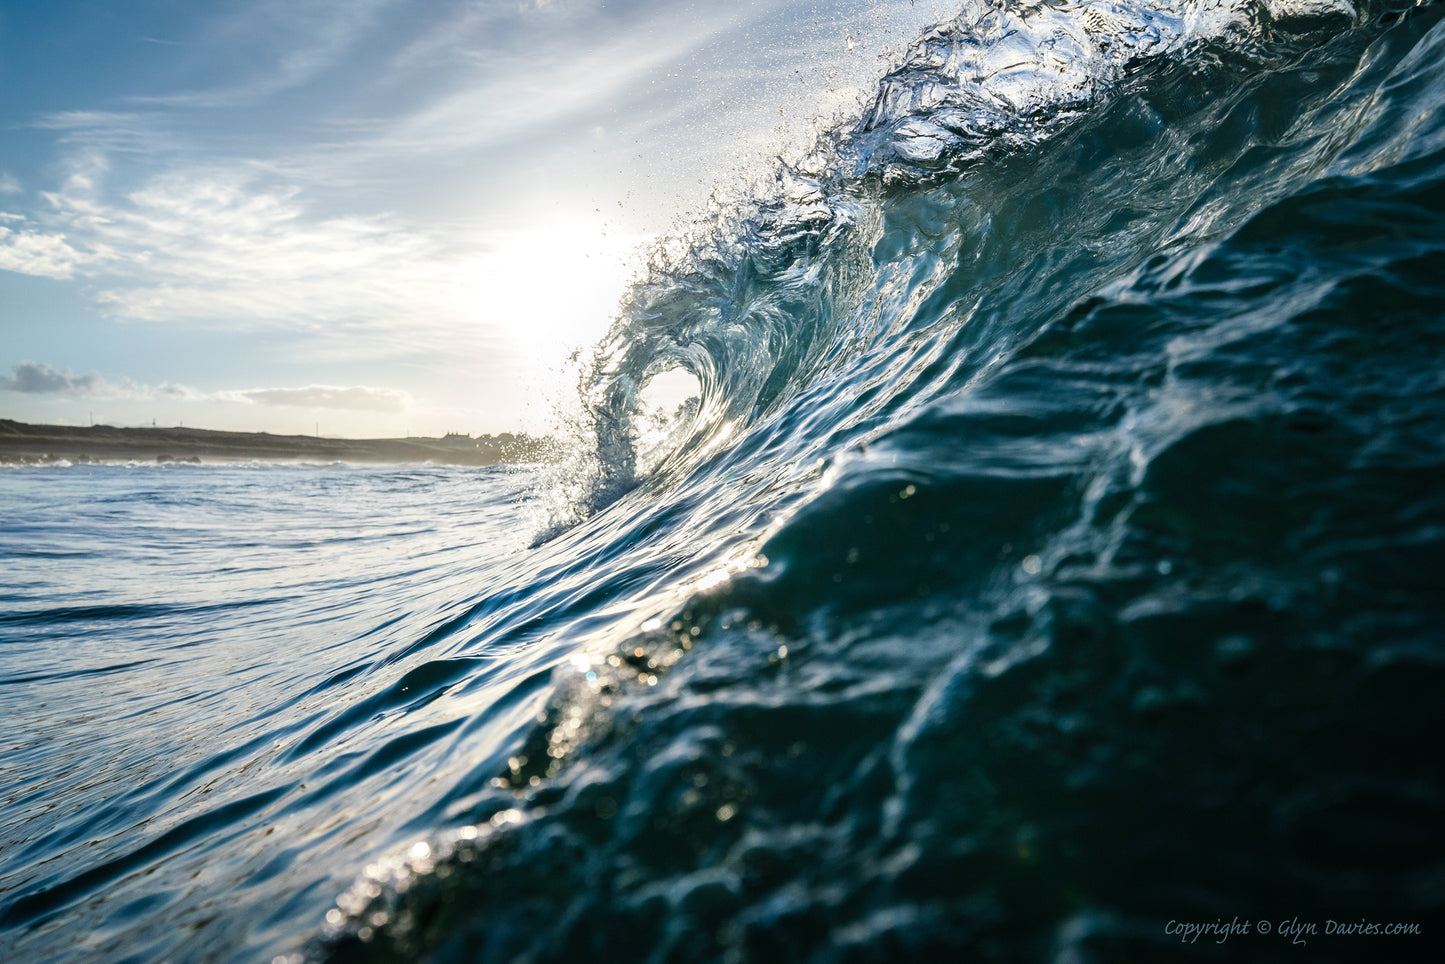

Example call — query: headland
[0,419,554,466]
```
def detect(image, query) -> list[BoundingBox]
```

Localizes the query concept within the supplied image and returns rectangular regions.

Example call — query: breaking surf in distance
[4,0,1445,961]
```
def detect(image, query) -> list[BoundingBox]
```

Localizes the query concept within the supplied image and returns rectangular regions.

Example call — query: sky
[0,0,950,438]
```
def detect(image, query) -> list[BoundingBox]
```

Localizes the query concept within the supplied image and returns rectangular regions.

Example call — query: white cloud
[0,173,20,194]
[228,384,412,411]
[1,361,410,412]
[0,361,199,399]
[13,170,477,351]
[1,361,106,395]
[0,223,94,279]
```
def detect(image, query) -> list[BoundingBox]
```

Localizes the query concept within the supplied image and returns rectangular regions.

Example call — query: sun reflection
[678,551,769,597]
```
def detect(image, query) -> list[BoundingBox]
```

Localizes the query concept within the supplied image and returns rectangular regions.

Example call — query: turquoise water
[5,0,1445,961]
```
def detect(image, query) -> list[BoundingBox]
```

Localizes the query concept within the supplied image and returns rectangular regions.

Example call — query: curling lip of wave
[574,0,1364,516]
[849,0,1358,178]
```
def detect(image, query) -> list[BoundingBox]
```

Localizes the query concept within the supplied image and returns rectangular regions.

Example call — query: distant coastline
[0,419,555,467]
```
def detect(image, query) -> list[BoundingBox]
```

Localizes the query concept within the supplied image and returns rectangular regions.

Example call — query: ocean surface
[4,0,1445,961]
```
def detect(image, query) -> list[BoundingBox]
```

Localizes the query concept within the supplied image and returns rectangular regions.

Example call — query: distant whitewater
[3,1,1444,962]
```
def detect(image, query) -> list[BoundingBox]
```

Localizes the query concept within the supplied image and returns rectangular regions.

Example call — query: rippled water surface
[1,464,559,959]
[5,0,1445,961]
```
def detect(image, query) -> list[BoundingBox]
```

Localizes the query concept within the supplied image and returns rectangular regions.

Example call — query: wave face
[314,1,1445,960]
[574,0,1371,509]
[5,1,1445,962]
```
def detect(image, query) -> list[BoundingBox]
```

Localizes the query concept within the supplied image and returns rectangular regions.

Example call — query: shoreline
[0,419,556,467]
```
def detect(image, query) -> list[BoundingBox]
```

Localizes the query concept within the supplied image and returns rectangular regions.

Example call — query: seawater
[5,0,1445,961]
[0,463,553,959]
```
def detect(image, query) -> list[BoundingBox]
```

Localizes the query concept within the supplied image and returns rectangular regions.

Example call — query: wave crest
[568,0,1366,521]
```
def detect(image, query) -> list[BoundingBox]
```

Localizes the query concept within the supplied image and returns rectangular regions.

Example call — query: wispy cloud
[34,111,149,132]
[0,173,20,195]
[129,0,400,109]
[227,384,411,411]
[13,170,475,352]
[30,112,180,163]
[328,6,737,169]
[0,0,879,379]
[2,361,412,412]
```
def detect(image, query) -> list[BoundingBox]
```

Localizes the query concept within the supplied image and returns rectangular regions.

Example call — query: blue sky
[0,0,948,437]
